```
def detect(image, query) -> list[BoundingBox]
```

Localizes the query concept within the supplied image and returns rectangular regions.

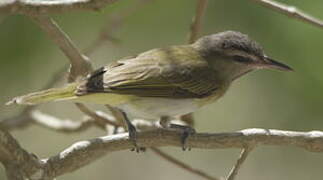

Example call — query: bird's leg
[169,124,196,151]
[160,116,196,151]
[120,110,144,152]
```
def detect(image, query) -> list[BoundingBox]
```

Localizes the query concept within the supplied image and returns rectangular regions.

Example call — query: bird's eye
[233,56,251,63]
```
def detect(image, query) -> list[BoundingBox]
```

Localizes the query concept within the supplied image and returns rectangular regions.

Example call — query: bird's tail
[6,83,78,105]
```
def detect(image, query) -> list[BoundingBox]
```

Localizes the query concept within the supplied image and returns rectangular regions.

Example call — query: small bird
[7,31,293,151]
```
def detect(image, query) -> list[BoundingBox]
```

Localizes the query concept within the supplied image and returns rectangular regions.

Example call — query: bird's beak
[260,56,294,72]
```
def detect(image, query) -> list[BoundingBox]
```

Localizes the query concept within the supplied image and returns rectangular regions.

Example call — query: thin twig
[0,107,34,130]
[29,15,92,82]
[0,66,67,130]
[42,64,69,87]
[82,15,121,56]
[105,105,125,126]
[226,147,254,180]
[188,0,208,43]
[179,0,209,139]
[84,0,153,55]
[151,147,220,180]
[31,110,94,133]
[75,103,119,127]
[251,0,323,29]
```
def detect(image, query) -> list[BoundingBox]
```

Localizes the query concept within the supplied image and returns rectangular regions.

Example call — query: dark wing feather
[77,48,219,98]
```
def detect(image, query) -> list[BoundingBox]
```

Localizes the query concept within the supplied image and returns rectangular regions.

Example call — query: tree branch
[151,148,220,180]
[75,103,119,128]
[1,0,146,133]
[0,66,66,130]
[226,147,254,180]
[31,110,94,133]
[0,107,35,130]
[37,128,323,178]
[83,0,153,55]
[2,128,323,179]
[188,0,208,43]
[0,129,41,180]
[0,0,119,14]
[2,1,323,179]
[29,15,92,82]
[251,0,323,29]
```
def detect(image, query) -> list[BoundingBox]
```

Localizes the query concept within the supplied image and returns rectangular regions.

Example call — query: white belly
[117,97,199,120]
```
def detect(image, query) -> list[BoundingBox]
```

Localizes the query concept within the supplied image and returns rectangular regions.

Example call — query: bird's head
[193,31,293,81]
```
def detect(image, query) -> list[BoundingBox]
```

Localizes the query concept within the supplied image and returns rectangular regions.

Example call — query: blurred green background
[1,0,323,179]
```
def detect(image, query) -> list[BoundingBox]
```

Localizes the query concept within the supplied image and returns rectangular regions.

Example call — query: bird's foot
[120,110,145,153]
[127,122,146,152]
[168,124,196,151]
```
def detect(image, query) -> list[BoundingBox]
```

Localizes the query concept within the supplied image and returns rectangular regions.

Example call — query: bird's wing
[76,49,219,99]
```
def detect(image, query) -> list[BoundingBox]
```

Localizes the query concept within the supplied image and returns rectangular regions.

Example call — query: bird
[6,31,293,151]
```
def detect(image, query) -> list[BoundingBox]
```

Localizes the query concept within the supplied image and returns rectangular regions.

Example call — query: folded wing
[76,48,219,99]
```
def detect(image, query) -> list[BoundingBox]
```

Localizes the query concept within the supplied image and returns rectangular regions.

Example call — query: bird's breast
[117,97,199,120]
[116,85,230,120]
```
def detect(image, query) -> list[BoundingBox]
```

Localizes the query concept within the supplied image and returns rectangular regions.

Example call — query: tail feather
[6,83,78,105]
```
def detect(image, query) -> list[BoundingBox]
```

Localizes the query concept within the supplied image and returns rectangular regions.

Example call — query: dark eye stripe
[233,55,251,63]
